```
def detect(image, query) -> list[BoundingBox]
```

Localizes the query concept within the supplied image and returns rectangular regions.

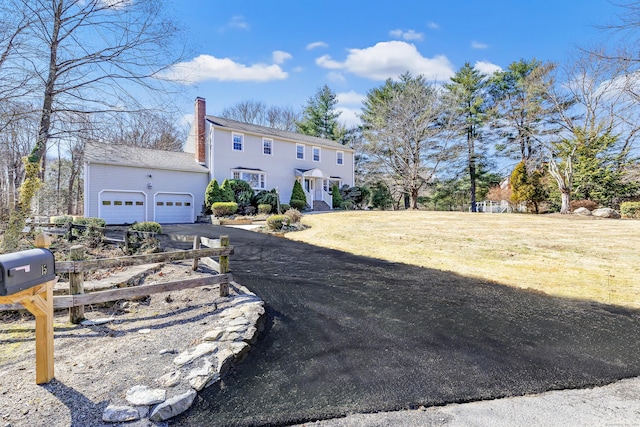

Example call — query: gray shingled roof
[207,116,355,151]
[84,142,208,173]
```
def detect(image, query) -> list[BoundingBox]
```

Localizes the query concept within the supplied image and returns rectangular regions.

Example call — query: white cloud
[316,41,455,81]
[337,90,365,105]
[337,107,361,127]
[293,66,304,72]
[272,50,292,64]
[306,41,328,50]
[327,71,346,83]
[427,22,440,30]
[389,29,424,41]
[471,41,488,49]
[162,54,288,84]
[221,15,250,32]
[474,60,502,76]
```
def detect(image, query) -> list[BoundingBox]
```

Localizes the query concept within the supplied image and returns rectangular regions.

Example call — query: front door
[304,178,314,200]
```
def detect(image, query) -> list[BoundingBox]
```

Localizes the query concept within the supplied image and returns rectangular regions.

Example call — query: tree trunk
[411,188,419,209]
[560,191,571,214]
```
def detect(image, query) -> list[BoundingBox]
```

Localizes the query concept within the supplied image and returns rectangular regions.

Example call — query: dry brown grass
[287,211,640,308]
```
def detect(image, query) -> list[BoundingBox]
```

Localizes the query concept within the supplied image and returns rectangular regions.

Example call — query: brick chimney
[195,97,206,164]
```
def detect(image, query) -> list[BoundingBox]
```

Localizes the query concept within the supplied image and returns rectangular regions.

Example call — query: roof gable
[206,116,354,152]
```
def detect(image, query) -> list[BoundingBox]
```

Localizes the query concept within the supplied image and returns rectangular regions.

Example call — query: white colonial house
[83,97,355,224]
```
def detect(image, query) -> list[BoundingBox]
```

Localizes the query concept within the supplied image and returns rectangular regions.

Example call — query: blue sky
[165,0,623,127]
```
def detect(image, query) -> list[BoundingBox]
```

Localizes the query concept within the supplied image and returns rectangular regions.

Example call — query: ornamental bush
[621,201,640,219]
[331,184,343,209]
[267,214,289,230]
[220,179,235,203]
[258,204,272,214]
[290,199,306,211]
[212,202,238,217]
[204,179,223,211]
[53,215,73,226]
[255,189,280,208]
[290,180,306,205]
[279,203,290,213]
[130,221,162,233]
[284,208,302,223]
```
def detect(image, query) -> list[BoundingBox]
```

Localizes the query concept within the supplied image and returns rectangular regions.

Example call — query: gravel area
[0,261,251,427]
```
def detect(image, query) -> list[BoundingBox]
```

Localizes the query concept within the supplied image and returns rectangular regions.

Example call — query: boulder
[573,207,592,216]
[592,207,621,219]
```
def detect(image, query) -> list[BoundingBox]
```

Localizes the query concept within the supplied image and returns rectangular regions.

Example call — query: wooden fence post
[219,235,230,297]
[124,230,130,254]
[192,235,200,271]
[69,245,85,323]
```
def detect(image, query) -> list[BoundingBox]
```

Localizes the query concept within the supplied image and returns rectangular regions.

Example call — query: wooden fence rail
[0,235,233,320]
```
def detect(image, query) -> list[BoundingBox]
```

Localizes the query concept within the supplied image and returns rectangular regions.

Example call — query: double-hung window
[263,138,273,155]
[232,169,266,190]
[312,146,320,162]
[296,144,304,160]
[336,151,344,165]
[232,133,244,151]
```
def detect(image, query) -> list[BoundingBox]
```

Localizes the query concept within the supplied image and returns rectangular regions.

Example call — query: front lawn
[287,211,640,308]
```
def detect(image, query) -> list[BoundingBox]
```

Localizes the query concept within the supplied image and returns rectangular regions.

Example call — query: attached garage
[99,191,146,224]
[154,193,194,224]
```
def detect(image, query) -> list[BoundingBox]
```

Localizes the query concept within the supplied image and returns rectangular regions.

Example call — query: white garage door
[154,193,194,224]
[99,191,146,224]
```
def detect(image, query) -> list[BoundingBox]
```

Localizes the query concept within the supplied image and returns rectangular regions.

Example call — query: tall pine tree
[296,85,344,141]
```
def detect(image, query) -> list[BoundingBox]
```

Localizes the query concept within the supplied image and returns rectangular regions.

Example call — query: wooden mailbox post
[0,234,55,384]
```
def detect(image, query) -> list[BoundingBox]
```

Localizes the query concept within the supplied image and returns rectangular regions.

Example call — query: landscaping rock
[149,390,197,422]
[573,207,592,216]
[102,405,141,422]
[186,357,220,391]
[592,208,621,219]
[157,370,181,388]
[125,385,166,406]
[203,328,224,341]
[173,342,219,367]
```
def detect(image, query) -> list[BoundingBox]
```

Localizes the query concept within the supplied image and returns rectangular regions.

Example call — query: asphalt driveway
[163,223,640,426]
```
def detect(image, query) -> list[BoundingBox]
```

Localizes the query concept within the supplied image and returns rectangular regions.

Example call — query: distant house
[83,97,355,224]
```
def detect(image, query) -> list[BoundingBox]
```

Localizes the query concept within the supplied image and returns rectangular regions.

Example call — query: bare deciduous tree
[220,100,300,131]
[1,0,185,251]
[544,51,640,213]
[361,73,458,209]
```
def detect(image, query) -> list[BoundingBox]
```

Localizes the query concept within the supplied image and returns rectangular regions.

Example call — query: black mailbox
[0,248,56,296]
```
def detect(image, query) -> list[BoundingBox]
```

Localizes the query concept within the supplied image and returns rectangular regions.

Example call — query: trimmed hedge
[621,201,640,219]
[267,214,289,230]
[258,204,272,214]
[212,202,238,217]
[130,221,162,233]
[290,199,306,211]
[279,203,290,213]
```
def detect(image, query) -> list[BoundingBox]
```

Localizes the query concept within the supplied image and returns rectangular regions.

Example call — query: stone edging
[101,282,266,423]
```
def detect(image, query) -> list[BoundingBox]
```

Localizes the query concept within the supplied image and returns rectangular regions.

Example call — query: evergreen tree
[290,180,306,204]
[204,179,223,210]
[445,63,489,212]
[220,179,235,202]
[296,85,344,141]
